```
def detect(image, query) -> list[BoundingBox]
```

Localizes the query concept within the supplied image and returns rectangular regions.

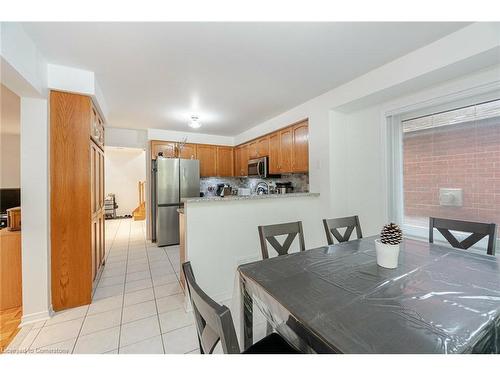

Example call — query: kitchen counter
[180,191,323,302]
[182,192,319,203]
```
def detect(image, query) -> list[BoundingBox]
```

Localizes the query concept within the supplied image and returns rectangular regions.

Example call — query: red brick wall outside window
[403,116,500,235]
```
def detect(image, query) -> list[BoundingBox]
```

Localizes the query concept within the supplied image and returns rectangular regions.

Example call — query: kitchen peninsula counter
[180,192,323,303]
[182,192,318,204]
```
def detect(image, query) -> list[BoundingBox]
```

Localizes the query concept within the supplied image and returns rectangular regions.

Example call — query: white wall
[106,127,147,149]
[1,22,110,324]
[1,133,20,188]
[185,195,324,302]
[105,147,146,216]
[329,106,387,235]
[1,83,21,188]
[0,23,46,96]
[20,97,51,324]
[232,23,500,238]
[148,128,234,146]
[47,64,109,120]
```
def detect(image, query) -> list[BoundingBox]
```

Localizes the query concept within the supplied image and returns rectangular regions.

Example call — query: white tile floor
[7,218,201,354]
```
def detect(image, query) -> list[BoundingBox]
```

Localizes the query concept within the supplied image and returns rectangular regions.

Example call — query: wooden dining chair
[182,262,299,354]
[429,217,497,256]
[322,215,363,245]
[258,221,306,259]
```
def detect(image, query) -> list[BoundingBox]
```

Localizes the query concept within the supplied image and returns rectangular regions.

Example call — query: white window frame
[386,83,500,251]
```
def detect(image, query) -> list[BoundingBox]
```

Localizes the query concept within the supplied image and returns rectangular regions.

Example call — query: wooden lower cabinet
[50,90,105,311]
[91,212,105,281]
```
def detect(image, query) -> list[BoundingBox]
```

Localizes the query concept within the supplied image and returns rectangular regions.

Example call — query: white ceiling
[22,22,468,135]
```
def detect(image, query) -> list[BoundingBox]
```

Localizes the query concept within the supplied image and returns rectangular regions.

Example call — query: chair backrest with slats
[182,262,240,354]
[322,216,363,245]
[258,221,306,259]
[429,217,497,256]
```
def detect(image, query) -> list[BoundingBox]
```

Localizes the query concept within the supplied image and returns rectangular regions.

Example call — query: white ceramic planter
[375,239,400,269]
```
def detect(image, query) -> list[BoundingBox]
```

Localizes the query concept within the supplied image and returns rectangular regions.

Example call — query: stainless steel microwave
[248,156,268,178]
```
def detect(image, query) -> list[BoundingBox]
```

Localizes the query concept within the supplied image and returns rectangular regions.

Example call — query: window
[397,99,500,245]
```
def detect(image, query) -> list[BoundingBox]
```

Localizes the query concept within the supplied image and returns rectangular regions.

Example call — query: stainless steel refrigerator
[151,158,200,246]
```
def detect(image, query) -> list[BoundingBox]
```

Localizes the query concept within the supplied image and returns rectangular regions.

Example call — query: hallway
[7,219,199,354]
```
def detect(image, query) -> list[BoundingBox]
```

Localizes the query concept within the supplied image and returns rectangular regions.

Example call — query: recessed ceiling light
[189,115,201,129]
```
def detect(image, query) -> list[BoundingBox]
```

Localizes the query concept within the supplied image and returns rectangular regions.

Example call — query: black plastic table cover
[238,236,500,353]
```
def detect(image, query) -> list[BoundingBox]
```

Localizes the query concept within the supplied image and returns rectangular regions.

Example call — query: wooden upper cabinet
[148,119,308,178]
[196,144,217,177]
[248,141,258,160]
[152,141,177,159]
[216,146,234,177]
[268,132,280,174]
[90,107,105,149]
[234,146,241,176]
[279,127,293,173]
[256,136,269,157]
[239,144,248,176]
[179,143,197,159]
[292,121,309,172]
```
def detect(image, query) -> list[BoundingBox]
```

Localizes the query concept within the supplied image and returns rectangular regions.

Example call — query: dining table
[237,236,500,353]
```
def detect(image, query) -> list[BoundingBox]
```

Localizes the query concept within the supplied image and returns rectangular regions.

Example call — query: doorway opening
[0,83,22,352]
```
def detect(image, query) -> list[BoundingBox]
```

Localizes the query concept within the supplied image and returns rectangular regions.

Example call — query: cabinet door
[152,141,177,159]
[97,114,105,148]
[179,143,197,159]
[240,145,248,176]
[98,212,105,266]
[248,141,258,159]
[234,147,241,176]
[279,128,293,173]
[257,136,269,157]
[91,218,97,281]
[99,149,105,209]
[90,144,97,214]
[216,146,234,177]
[269,132,280,174]
[292,122,309,172]
[196,144,217,177]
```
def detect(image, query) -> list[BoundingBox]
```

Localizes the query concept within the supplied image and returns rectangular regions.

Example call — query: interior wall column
[20,97,51,324]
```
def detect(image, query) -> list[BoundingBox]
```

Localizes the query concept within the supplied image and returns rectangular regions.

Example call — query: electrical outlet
[439,188,463,207]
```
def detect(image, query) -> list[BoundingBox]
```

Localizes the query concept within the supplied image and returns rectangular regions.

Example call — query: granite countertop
[181,192,319,203]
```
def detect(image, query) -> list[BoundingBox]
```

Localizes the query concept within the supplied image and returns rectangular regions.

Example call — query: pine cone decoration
[380,223,402,245]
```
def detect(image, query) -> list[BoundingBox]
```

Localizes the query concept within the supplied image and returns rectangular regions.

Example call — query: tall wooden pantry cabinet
[50,90,105,311]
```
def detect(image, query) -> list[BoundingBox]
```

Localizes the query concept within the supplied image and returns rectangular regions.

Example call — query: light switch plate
[439,188,463,207]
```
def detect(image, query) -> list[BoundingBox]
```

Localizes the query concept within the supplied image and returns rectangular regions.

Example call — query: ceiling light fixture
[189,115,201,129]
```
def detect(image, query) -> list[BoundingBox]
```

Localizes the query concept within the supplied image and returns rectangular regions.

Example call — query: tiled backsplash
[200,174,309,196]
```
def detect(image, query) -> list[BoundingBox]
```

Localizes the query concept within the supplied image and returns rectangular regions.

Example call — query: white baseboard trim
[20,309,52,327]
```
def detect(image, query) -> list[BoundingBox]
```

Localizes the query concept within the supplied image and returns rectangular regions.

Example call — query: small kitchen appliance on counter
[276,182,294,194]
[216,183,232,197]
